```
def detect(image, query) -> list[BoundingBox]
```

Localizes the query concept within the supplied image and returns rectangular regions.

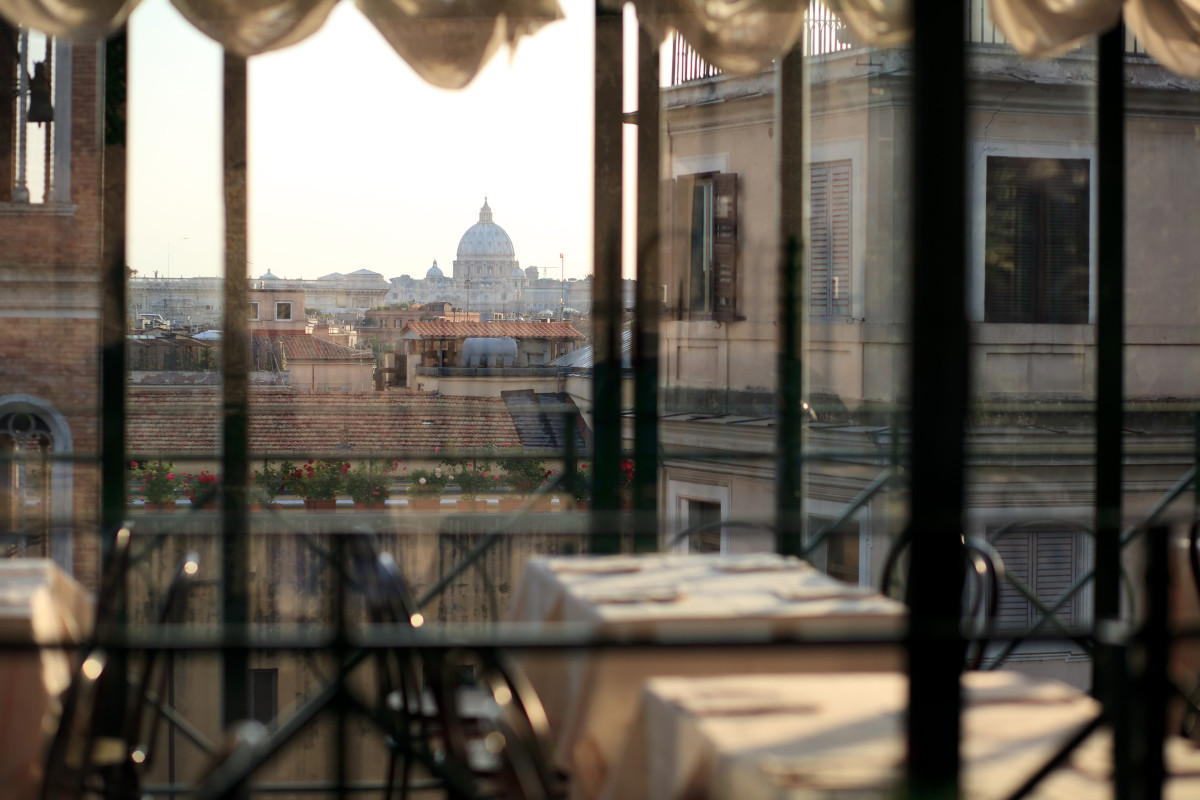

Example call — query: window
[984,157,1089,323]
[248,302,259,320]
[684,499,722,553]
[275,302,292,320]
[249,668,278,725]
[2,23,71,207]
[809,160,852,318]
[990,525,1083,633]
[673,172,738,320]
[808,514,860,584]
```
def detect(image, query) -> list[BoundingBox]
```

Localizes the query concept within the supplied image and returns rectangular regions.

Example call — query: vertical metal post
[775,46,804,557]
[906,4,968,798]
[99,27,129,758]
[632,18,660,553]
[221,51,251,728]
[1124,524,1168,800]
[590,0,623,554]
[1094,21,1125,706]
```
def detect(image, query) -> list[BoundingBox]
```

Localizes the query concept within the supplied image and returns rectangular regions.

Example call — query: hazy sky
[127,0,616,283]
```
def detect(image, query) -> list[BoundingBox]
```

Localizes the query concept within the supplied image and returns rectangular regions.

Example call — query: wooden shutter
[711,172,738,321]
[809,161,852,317]
[992,526,1076,632]
[672,175,695,317]
[810,165,830,315]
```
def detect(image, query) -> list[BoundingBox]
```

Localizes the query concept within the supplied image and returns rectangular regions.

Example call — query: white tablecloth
[0,559,93,800]
[599,670,1200,800]
[506,553,906,799]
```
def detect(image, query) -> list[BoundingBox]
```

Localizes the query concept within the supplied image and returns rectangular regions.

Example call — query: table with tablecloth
[597,670,1200,799]
[507,553,907,798]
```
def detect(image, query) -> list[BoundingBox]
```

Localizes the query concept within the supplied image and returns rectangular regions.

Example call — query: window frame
[969,140,1098,324]
[248,302,259,320]
[275,301,291,321]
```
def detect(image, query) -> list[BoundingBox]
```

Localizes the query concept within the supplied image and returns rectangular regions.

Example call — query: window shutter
[830,162,852,316]
[673,175,695,315]
[711,172,738,321]
[809,160,852,317]
[810,164,831,315]
[992,526,1077,632]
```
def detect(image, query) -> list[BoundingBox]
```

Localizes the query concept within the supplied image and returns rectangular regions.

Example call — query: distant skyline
[127,0,628,284]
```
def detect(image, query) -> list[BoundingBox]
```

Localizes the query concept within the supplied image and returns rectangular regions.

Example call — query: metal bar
[98,25,130,756]
[775,44,804,557]
[632,17,660,553]
[589,0,623,553]
[221,50,251,728]
[907,2,969,796]
[1093,26,1126,770]
[1004,715,1104,800]
[1128,525,1168,800]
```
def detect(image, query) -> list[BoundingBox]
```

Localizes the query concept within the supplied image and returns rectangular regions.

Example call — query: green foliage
[252,461,290,503]
[347,461,395,504]
[180,470,220,507]
[131,460,178,504]
[495,445,548,496]
[406,467,448,497]
[443,454,497,500]
[284,459,349,500]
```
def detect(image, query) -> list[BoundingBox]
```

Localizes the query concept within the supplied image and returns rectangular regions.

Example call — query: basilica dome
[456,199,515,260]
[426,260,444,279]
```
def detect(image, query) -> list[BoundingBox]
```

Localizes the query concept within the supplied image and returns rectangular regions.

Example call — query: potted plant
[347,460,394,511]
[495,445,548,511]
[286,459,349,511]
[444,451,495,512]
[570,461,592,510]
[618,457,635,510]
[133,461,178,512]
[181,469,220,511]
[406,466,447,511]
[251,461,290,509]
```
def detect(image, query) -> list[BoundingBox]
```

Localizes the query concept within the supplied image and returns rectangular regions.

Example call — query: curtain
[5,0,1200,83]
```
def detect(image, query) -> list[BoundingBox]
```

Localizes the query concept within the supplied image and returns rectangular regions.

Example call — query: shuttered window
[673,172,739,320]
[991,526,1079,633]
[810,160,852,317]
[984,157,1089,323]
[249,668,278,725]
[807,514,860,584]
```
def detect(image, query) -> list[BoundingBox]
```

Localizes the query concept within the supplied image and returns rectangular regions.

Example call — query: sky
[126,0,631,283]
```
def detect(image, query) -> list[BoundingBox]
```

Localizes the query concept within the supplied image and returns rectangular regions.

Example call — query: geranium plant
[285,459,349,500]
[406,467,448,498]
[181,469,220,508]
[347,461,394,507]
[442,449,495,501]
[252,461,290,504]
[132,461,178,505]
[495,445,547,497]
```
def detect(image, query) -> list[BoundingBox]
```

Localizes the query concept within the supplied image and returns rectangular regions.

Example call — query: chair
[41,537,201,800]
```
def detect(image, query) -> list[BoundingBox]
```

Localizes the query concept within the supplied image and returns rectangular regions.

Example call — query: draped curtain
[2,0,1200,86]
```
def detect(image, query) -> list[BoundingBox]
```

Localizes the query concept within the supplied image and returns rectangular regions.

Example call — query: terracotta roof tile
[127,389,522,457]
[258,333,372,362]
[401,321,585,339]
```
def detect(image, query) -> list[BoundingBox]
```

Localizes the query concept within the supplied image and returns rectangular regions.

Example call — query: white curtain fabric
[823,0,909,48]
[640,0,809,76]
[0,0,140,39]
[0,0,562,89]
[356,0,563,89]
[169,0,339,57]
[5,0,1200,83]
[1124,0,1200,77]
[987,0,1121,57]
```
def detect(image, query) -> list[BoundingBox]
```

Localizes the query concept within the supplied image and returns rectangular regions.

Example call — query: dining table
[596,669,1200,799]
[506,552,907,799]
[0,559,93,800]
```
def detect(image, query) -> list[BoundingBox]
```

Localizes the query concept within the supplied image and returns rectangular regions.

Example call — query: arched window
[0,397,73,570]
